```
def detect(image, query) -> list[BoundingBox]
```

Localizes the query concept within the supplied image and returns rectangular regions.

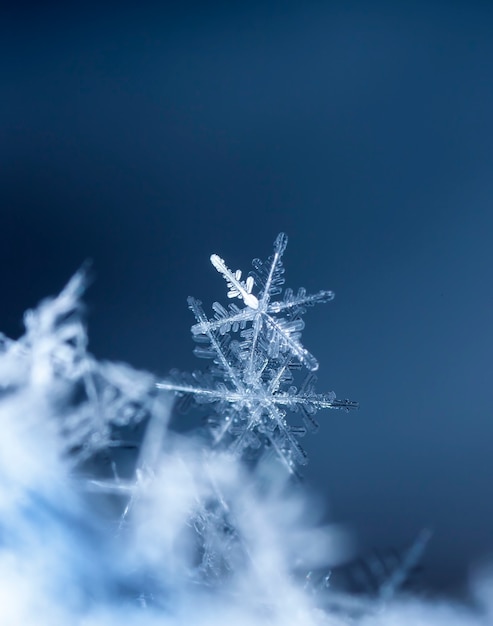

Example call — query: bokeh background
[2,0,493,595]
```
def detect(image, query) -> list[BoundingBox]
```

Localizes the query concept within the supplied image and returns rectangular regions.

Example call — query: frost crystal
[158,233,358,471]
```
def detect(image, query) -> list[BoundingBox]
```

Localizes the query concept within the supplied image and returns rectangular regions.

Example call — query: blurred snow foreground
[0,233,491,625]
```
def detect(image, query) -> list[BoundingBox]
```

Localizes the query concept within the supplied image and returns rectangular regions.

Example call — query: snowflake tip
[273,232,288,254]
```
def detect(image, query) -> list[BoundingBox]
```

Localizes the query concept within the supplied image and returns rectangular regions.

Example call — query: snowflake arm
[210,254,258,310]
[187,296,245,392]
[262,313,319,370]
[268,288,335,314]
[190,303,255,337]
[246,233,288,374]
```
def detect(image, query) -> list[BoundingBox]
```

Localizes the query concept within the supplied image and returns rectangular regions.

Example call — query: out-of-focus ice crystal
[0,268,157,463]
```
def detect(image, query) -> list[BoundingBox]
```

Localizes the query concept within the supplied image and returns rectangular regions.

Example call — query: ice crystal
[0,268,158,463]
[308,529,432,618]
[158,233,358,471]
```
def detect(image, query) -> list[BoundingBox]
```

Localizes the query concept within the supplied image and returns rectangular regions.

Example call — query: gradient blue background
[2,0,493,595]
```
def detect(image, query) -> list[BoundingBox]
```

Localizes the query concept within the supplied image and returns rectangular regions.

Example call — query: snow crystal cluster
[0,232,491,625]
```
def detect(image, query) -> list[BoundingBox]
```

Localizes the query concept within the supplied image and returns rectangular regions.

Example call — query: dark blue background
[2,0,493,595]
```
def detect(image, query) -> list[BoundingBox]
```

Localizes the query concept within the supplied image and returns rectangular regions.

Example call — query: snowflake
[157,233,358,471]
